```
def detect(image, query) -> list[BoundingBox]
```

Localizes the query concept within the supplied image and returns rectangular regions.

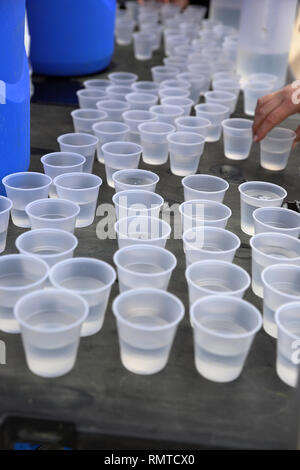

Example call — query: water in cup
[241,188,282,235]
[260,147,290,171]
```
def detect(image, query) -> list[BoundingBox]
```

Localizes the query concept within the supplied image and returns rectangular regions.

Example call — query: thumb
[292,125,300,149]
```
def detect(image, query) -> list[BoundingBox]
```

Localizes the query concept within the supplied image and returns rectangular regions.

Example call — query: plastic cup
[122,110,157,144]
[179,199,231,232]
[176,72,207,103]
[151,66,179,84]
[112,169,159,193]
[92,121,129,164]
[106,85,133,102]
[84,79,111,90]
[131,81,159,96]
[191,295,262,383]
[140,23,162,50]
[163,56,188,72]
[222,118,254,160]
[243,82,274,116]
[195,103,229,142]
[115,18,135,45]
[16,228,78,268]
[25,198,80,233]
[204,90,237,114]
[50,258,116,337]
[102,141,142,188]
[275,301,300,387]
[167,131,205,176]
[108,72,138,86]
[76,89,107,109]
[0,254,49,333]
[71,109,107,134]
[112,190,164,219]
[54,173,102,228]
[57,133,98,174]
[253,207,300,238]
[212,79,240,96]
[159,87,190,100]
[115,216,171,249]
[96,100,130,122]
[14,289,88,377]
[138,121,175,165]
[114,244,177,292]
[0,196,12,253]
[175,116,211,140]
[161,79,191,93]
[2,172,52,228]
[149,105,184,126]
[133,32,156,60]
[161,97,193,117]
[183,226,240,267]
[112,288,184,375]
[125,92,158,110]
[238,181,287,236]
[182,174,229,203]
[260,127,296,171]
[41,152,86,198]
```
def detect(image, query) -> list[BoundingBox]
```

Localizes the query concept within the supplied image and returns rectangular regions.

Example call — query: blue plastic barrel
[0,0,30,195]
[27,0,117,76]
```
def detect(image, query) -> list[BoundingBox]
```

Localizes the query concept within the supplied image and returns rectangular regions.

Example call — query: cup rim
[92,121,129,135]
[115,216,171,241]
[262,263,300,300]
[253,207,300,231]
[150,104,185,117]
[16,228,78,260]
[162,97,193,107]
[183,226,241,253]
[122,110,157,123]
[53,172,103,191]
[249,232,300,260]
[205,90,236,101]
[25,198,81,221]
[76,89,106,98]
[263,126,296,142]
[167,131,205,145]
[179,199,232,223]
[222,118,253,130]
[238,181,287,202]
[112,169,160,188]
[96,99,130,111]
[137,121,175,135]
[0,196,13,214]
[41,152,86,169]
[2,172,52,192]
[275,301,300,340]
[0,254,49,291]
[71,109,108,121]
[108,72,138,83]
[84,79,111,88]
[194,103,230,116]
[57,133,98,148]
[182,174,229,194]
[175,116,211,130]
[102,141,142,157]
[112,189,164,209]
[125,92,157,104]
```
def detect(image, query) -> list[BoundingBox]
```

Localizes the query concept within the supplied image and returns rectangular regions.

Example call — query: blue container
[27,0,116,76]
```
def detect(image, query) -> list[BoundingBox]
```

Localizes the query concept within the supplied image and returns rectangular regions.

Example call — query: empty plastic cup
[151,66,179,83]
[92,121,129,164]
[138,121,175,165]
[108,72,138,86]
[176,72,207,103]
[183,226,240,266]
[160,79,191,92]
[131,81,159,96]
[115,216,171,249]
[114,244,177,292]
[2,172,52,228]
[149,105,184,125]
[222,118,254,160]
[50,258,116,337]
[238,181,287,236]
[76,89,107,109]
[275,301,300,387]
[141,23,163,50]
[112,169,159,193]
[125,92,158,111]
[115,18,135,45]
[122,110,157,143]
[16,228,78,268]
[253,207,300,238]
[159,87,190,100]
[243,82,273,116]
[250,233,300,298]
[167,132,205,176]
[84,79,111,90]
[175,116,211,140]
[57,133,98,174]
[133,32,156,60]
[112,190,164,219]
[195,103,229,142]
[102,141,142,188]
[96,100,130,122]
[54,173,102,228]
[106,85,133,102]
[41,152,86,198]
[0,197,12,253]
[0,254,49,333]
[182,174,229,203]
[212,79,240,96]
[14,289,88,377]
[71,109,107,134]
[25,198,80,233]
[112,288,184,374]
[204,90,237,114]
[161,97,193,116]
[180,199,231,232]
[260,127,296,171]
[191,295,262,382]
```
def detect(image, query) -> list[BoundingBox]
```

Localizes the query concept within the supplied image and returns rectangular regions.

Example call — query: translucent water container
[209,0,242,29]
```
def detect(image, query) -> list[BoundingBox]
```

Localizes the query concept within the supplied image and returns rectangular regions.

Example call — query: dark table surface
[0,42,300,450]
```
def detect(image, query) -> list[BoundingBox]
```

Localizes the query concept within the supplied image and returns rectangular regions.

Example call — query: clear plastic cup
[182,174,229,203]
[115,215,171,249]
[112,189,164,219]
[84,79,111,90]
[57,133,98,174]
[238,181,287,236]
[161,97,193,117]
[179,199,231,231]
[0,254,49,333]
[0,196,12,253]
[194,103,229,142]
[204,90,237,114]
[176,72,207,103]
[112,288,184,374]
[106,85,133,102]
[250,233,300,298]
[165,34,188,56]
[253,207,300,238]
[243,82,274,116]
[112,169,159,193]
[102,141,142,188]
[133,32,156,60]
[140,23,162,50]
[160,79,191,92]
[138,121,175,165]
[76,89,107,109]
[183,226,240,267]
[275,301,300,387]
[125,92,158,110]
[191,295,262,383]
[113,244,177,292]
[108,72,138,86]
[186,260,250,309]
[2,172,52,228]
[222,118,254,160]
[50,258,116,337]
[212,79,240,96]
[131,81,159,96]
[96,100,130,122]
[260,127,296,171]
[71,109,107,134]
[167,131,205,176]
[249,73,278,89]
[25,198,80,233]
[151,66,179,84]
[163,56,188,72]
[159,87,190,100]
[175,116,211,140]
[16,228,78,268]
[14,289,88,377]
[41,152,85,198]
[54,173,102,228]
[122,110,157,144]
[115,18,135,45]
[92,121,129,164]
[149,104,184,126]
